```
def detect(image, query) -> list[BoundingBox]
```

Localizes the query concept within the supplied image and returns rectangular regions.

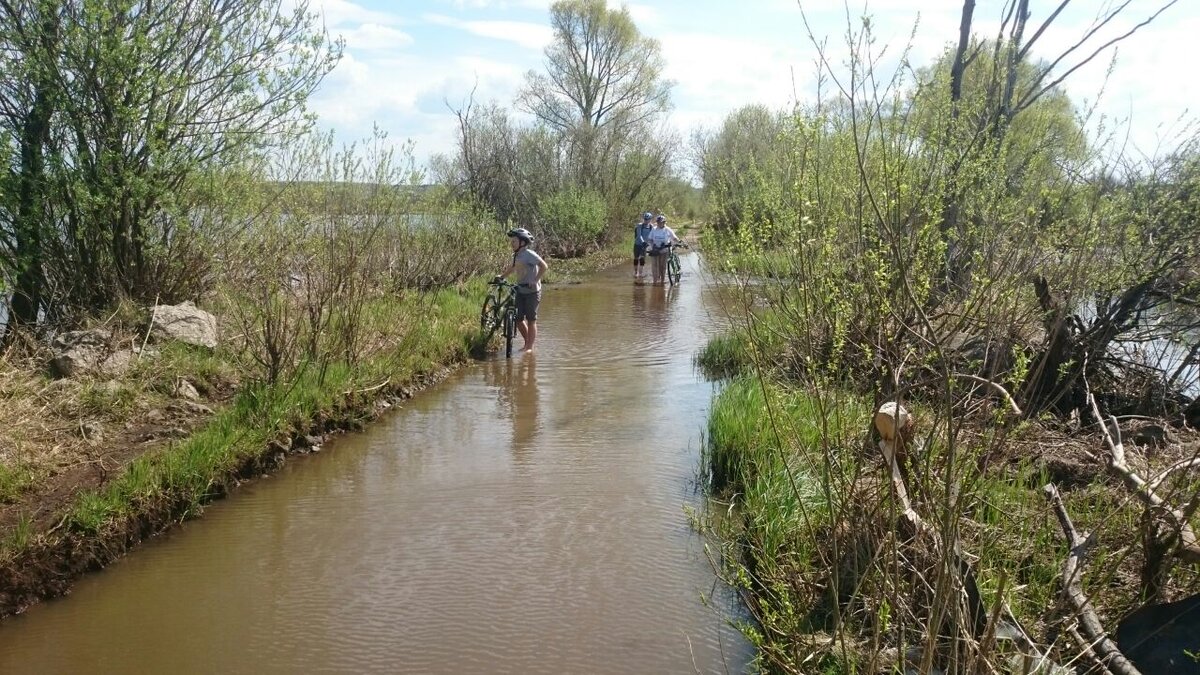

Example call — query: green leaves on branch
[537,187,606,258]
[700,18,1199,415]
[519,0,670,138]
[0,0,341,331]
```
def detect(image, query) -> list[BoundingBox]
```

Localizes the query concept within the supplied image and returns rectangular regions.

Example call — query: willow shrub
[694,19,1197,673]
[537,186,607,258]
[217,131,504,385]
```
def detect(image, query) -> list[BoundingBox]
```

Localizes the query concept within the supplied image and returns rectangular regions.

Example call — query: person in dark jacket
[633,212,655,280]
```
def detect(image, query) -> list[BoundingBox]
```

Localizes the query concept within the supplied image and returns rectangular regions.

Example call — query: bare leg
[517,320,529,345]
[523,321,537,352]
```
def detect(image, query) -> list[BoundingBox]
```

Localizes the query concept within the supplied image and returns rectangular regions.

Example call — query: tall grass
[695,308,792,381]
[703,334,1179,673]
[0,463,38,504]
[63,286,479,537]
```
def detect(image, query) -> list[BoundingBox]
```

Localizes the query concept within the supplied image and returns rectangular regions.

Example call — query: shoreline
[0,245,630,620]
[0,364,464,619]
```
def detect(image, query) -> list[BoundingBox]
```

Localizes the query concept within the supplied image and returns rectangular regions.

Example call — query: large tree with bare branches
[518,0,672,194]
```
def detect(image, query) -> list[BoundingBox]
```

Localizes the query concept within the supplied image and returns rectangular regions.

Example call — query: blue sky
[303,0,1200,175]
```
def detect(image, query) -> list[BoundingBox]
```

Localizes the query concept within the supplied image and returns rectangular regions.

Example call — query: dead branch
[345,379,390,396]
[874,410,1046,664]
[1018,0,1071,61]
[1043,483,1144,675]
[951,373,1024,416]
[949,0,976,114]
[1089,393,1200,564]
[1147,457,1200,492]
[1017,1,1181,115]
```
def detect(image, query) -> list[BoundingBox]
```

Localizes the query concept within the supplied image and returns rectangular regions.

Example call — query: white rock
[151,302,218,349]
[174,378,201,401]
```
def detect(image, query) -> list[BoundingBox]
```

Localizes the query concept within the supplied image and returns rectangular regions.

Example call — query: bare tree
[938,0,1180,292]
[518,0,671,192]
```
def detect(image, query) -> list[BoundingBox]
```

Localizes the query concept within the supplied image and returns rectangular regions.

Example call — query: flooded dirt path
[0,254,751,674]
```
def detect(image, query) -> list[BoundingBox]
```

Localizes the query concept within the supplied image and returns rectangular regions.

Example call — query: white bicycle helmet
[507,227,534,244]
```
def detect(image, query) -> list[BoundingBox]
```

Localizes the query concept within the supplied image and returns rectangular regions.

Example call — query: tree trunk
[939,0,976,293]
[1020,275,1080,415]
[9,64,55,330]
[948,0,976,116]
[996,0,1031,137]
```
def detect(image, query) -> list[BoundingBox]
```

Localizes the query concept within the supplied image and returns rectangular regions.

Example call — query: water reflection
[632,282,681,334]
[482,353,542,460]
[0,254,753,675]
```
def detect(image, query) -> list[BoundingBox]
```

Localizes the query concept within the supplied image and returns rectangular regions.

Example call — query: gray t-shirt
[513,248,545,293]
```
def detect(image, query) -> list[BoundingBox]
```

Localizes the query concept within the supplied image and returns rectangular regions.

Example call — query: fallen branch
[344,379,390,396]
[873,405,1046,665]
[1147,457,1200,492]
[1089,393,1200,564]
[1043,483,1144,675]
[138,294,161,362]
[951,373,1023,416]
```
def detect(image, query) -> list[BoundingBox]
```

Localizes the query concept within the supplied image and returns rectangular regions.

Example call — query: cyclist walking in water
[633,212,654,280]
[647,214,681,285]
[500,227,548,353]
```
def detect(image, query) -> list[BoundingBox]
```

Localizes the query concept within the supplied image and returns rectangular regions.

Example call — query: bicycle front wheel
[667,255,681,286]
[503,308,516,358]
[480,295,498,334]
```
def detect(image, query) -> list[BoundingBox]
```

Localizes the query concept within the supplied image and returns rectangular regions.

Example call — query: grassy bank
[542,236,632,285]
[0,283,484,616]
[0,226,635,617]
[699,341,1200,673]
[68,285,480,534]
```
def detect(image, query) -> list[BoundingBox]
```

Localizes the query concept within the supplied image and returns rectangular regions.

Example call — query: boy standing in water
[633,212,654,280]
[500,227,548,353]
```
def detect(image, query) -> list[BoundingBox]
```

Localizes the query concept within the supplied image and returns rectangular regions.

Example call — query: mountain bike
[666,241,689,286]
[480,277,518,358]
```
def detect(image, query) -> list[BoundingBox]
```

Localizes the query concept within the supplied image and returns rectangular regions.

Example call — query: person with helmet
[646,214,681,284]
[500,227,548,352]
[633,212,655,280]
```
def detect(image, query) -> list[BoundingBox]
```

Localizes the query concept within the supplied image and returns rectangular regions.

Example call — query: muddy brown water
[0,254,753,674]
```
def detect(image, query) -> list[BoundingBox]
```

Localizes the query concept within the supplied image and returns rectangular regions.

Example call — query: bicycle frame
[666,241,688,286]
[480,279,520,357]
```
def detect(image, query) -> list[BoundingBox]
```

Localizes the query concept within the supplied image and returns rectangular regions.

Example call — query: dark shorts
[515,290,540,322]
[633,243,647,260]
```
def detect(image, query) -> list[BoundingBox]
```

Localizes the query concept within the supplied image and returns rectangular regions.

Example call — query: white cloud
[659,32,811,129]
[339,22,414,50]
[301,0,1200,170]
[307,0,405,28]
[437,0,551,10]
[626,3,660,27]
[308,47,531,166]
[424,13,553,50]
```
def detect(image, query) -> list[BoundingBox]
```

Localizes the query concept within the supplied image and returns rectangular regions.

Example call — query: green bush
[537,187,607,258]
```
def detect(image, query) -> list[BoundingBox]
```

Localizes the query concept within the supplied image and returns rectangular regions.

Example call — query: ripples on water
[0,254,752,674]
